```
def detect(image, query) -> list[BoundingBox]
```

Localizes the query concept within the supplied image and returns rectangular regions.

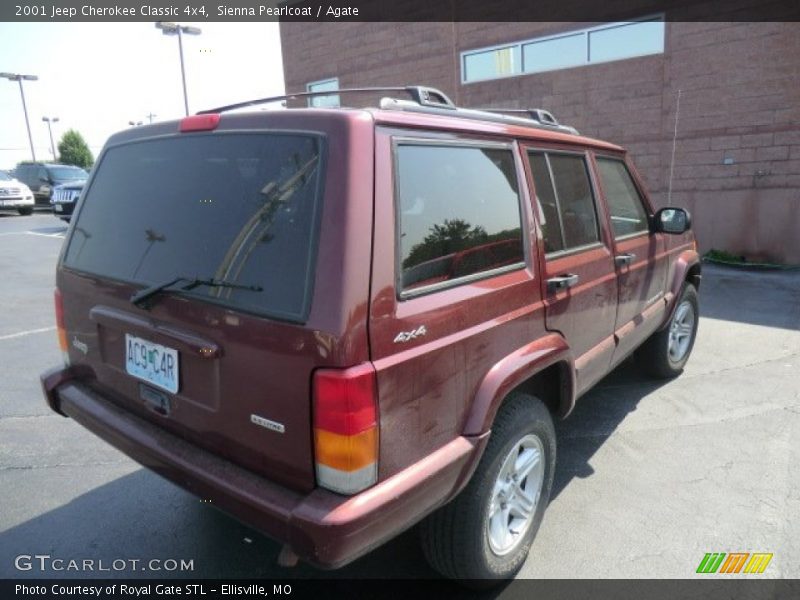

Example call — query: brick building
[280,17,800,263]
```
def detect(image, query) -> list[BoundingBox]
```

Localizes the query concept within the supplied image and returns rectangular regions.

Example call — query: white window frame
[460,15,665,84]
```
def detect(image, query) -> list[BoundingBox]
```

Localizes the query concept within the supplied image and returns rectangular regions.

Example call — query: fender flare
[660,249,701,330]
[462,333,575,436]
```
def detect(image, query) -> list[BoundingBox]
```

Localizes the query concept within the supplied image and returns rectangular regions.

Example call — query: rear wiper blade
[130,276,263,308]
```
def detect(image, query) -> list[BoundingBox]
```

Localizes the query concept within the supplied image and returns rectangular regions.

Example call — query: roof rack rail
[474,107,561,127]
[198,84,578,135]
[379,98,579,135]
[198,86,455,115]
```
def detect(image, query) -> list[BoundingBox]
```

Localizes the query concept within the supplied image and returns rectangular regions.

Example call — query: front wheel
[17,207,33,216]
[638,283,699,378]
[420,393,556,584]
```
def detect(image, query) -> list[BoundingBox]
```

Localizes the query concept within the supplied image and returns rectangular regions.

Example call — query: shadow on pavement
[550,357,669,501]
[0,468,437,580]
[697,264,800,331]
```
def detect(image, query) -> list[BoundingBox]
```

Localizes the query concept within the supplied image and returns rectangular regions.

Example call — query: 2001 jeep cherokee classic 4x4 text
[41,86,700,584]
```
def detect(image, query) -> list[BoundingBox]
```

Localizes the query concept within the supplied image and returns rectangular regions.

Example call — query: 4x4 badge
[393,325,427,344]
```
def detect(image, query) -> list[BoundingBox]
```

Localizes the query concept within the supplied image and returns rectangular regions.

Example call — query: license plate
[54,204,63,212]
[125,334,179,394]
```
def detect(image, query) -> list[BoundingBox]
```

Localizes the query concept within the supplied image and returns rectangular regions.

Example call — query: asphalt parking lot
[0,212,798,583]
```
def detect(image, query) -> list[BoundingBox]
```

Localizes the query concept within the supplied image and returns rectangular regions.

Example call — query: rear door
[368,130,542,479]
[524,147,618,395]
[58,126,336,492]
[593,155,668,363]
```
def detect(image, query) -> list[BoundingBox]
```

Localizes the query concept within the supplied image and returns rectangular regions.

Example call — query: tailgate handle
[89,305,221,359]
[614,253,636,266]
[547,273,579,292]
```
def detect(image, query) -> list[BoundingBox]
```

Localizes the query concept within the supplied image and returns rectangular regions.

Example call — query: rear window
[63,133,324,322]
[49,166,88,180]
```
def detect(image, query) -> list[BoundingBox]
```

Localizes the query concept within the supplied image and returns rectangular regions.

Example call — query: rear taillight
[54,288,69,365]
[313,364,378,495]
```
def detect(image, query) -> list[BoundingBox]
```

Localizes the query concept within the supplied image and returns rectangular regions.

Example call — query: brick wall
[281,21,800,263]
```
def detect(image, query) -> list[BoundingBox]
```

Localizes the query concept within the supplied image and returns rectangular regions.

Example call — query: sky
[0,22,285,169]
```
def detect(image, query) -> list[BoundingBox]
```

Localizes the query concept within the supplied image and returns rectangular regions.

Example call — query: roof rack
[475,107,561,126]
[380,98,579,135]
[198,85,578,135]
[198,86,455,115]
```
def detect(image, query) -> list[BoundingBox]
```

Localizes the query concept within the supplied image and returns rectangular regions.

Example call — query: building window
[463,46,521,83]
[588,20,665,63]
[522,33,585,74]
[306,77,340,107]
[461,16,664,83]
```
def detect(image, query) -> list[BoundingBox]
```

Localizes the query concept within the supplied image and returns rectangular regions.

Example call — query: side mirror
[654,207,691,234]
[39,176,50,184]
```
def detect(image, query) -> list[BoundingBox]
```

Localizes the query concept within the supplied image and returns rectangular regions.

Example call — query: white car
[0,170,35,216]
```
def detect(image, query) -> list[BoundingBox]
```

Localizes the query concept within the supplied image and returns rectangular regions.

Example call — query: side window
[596,158,650,238]
[528,151,600,253]
[528,153,563,253]
[396,144,524,294]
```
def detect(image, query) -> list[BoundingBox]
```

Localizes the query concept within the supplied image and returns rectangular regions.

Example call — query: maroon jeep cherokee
[41,87,700,583]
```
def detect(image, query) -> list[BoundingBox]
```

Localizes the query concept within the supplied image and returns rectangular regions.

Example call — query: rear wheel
[17,207,33,216]
[420,393,555,584]
[638,283,699,378]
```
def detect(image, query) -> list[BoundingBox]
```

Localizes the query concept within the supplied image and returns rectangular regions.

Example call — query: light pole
[155,22,202,116]
[1,72,39,161]
[42,116,59,161]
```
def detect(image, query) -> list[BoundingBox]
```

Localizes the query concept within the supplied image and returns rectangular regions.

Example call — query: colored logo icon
[697,552,773,574]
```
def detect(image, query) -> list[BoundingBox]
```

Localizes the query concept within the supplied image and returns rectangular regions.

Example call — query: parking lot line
[25,231,66,239]
[0,326,56,341]
[0,231,65,239]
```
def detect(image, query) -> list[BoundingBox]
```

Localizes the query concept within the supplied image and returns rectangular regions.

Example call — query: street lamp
[42,116,59,161]
[128,120,143,127]
[1,72,39,161]
[155,22,202,116]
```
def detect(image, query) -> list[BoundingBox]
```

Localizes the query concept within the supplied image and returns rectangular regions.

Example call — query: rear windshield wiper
[130,276,263,308]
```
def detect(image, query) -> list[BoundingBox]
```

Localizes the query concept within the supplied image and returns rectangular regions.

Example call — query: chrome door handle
[615,253,636,266]
[547,273,579,292]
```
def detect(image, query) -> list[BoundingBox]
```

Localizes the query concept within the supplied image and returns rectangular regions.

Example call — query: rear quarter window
[63,132,325,322]
[395,142,524,296]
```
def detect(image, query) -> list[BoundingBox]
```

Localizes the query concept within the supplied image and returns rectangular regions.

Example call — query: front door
[525,148,618,395]
[593,155,669,365]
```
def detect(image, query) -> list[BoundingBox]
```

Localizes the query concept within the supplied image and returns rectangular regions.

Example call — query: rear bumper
[41,367,488,569]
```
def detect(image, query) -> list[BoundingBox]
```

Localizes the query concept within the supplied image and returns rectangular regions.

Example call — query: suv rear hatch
[57,114,368,492]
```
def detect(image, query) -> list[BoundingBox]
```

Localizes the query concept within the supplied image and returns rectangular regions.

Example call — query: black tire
[420,393,556,585]
[638,283,699,379]
[17,207,33,216]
